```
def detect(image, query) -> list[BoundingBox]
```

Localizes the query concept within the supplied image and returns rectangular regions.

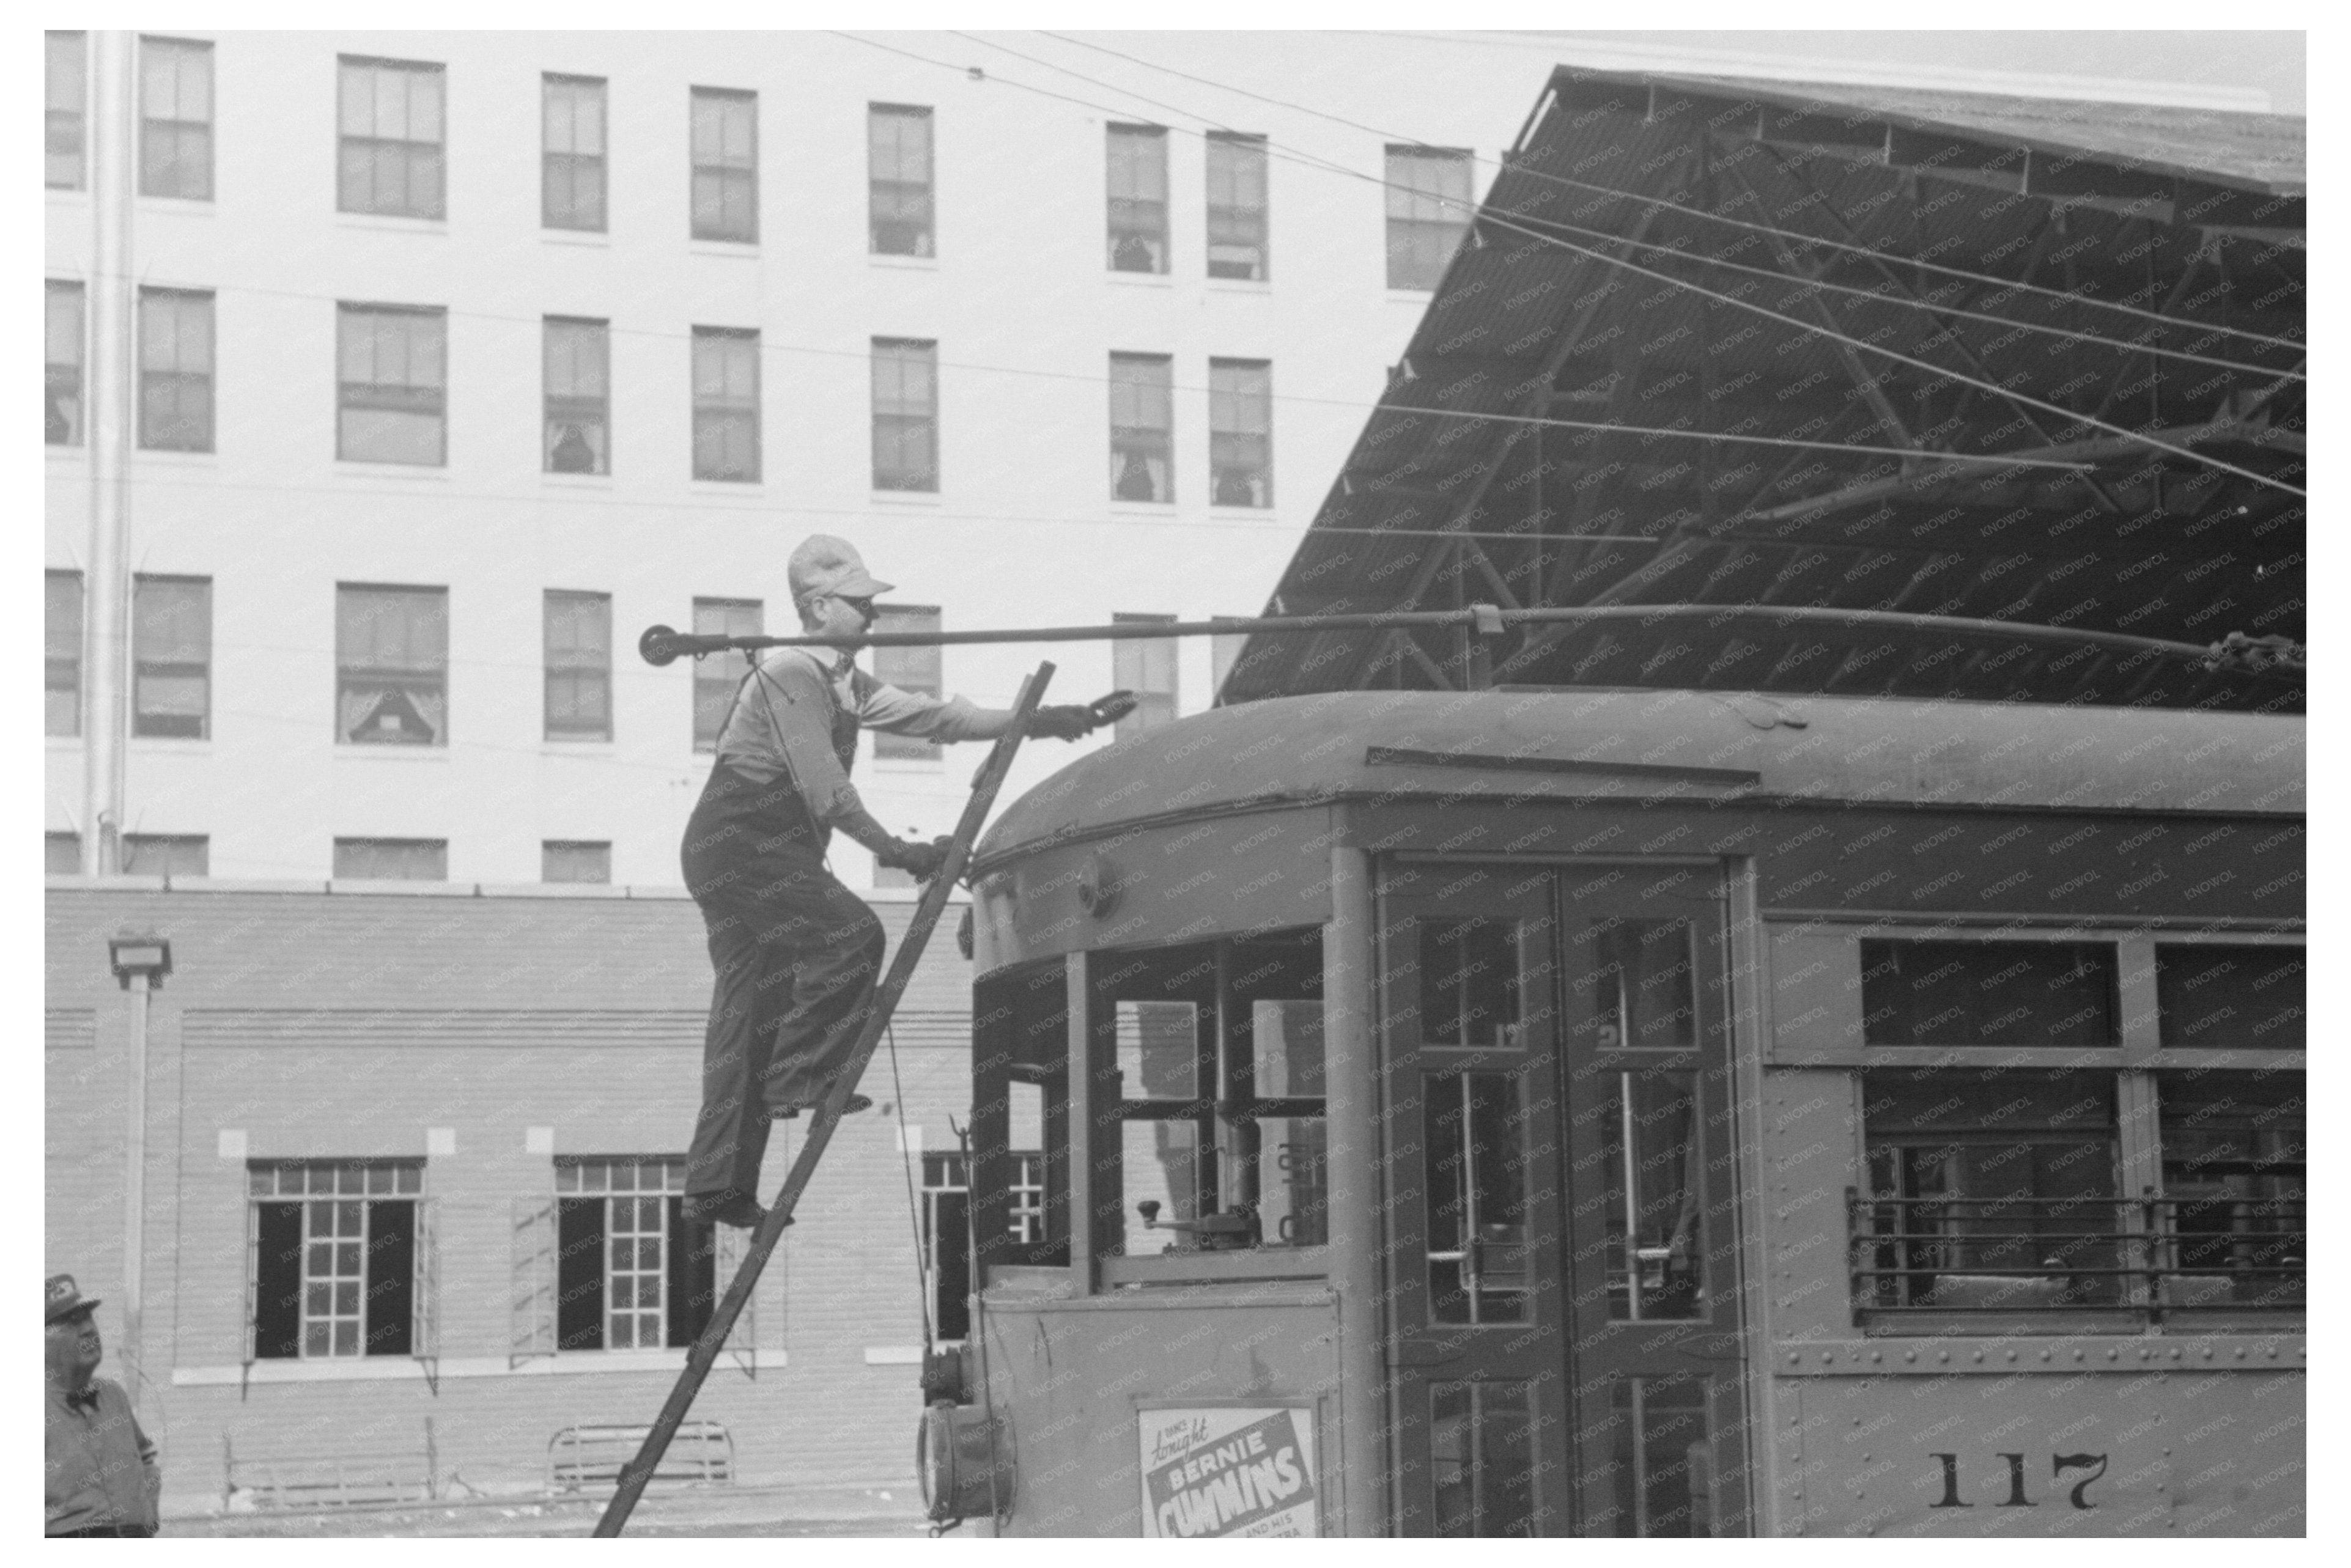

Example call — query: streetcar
[914,685,2305,1537]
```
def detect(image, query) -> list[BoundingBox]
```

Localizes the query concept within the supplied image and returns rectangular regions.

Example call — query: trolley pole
[1323,847,1389,1536]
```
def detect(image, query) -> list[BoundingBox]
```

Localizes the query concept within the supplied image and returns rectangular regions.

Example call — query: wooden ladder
[592,663,1054,1536]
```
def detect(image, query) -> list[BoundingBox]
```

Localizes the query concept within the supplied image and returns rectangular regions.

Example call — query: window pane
[1205,133,1268,280]
[138,289,214,452]
[1116,1001,1198,1102]
[1605,1378,1710,1536]
[1385,147,1472,290]
[2157,1070,2303,1309]
[132,574,210,738]
[1430,1382,1537,1537]
[868,103,934,257]
[692,329,759,480]
[338,306,446,466]
[338,58,445,218]
[873,605,941,759]
[1425,1072,1530,1324]
[1859,939,2117,1048]
[1859,1070,2120,1311]
[542,75,608,231]
[544,589,611,740]
[1595,1070,1705,1320]
[871,338,938,491]
[1107,125,1168,273]
[122,835,207,877]
[1258,1115,1327,1247]
[1208,359,1271,507]
[1109,354,1173,502]
[1250,999,1324,1097]
[47,281,84,446]
[544,317,610,474]
[46,569,83,737]
[543,841,611,884]
[692,597,761,751]
[333,838,448,880]
[336,583,448,745]
[139,37,213,200]
[2156,944,2304,1050]
[1112,614,1178,735]
[690,89,757,242]
[48,32,87,190]
[1120,1119,1201,1256]
[1417,918,1525,1050]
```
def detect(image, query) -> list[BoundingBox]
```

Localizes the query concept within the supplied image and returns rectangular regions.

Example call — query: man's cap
[46,1274,98,1325]
[788,536,895,606]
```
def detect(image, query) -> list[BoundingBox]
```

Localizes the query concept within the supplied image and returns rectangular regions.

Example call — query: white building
[44,29,1568,889]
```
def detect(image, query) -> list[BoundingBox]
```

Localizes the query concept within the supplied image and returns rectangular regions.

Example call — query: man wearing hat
[45,1275,160,1537]
[682,536,1121,1228]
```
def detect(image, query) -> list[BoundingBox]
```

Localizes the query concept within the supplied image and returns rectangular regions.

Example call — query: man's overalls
[681,657,888,1202]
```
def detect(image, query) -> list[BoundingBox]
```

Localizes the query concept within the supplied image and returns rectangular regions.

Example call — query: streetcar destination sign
[1139,1406,1319,1537]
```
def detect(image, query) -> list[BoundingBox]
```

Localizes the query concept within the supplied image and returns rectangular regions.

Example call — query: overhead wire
[862,31,2303,498]
[1036,29,2309,355]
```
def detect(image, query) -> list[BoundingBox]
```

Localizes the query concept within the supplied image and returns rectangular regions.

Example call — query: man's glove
[882,835,954,882]
[1028,691,1139,741]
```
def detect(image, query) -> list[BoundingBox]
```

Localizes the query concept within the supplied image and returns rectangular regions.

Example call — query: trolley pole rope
[591,663,1055,1538]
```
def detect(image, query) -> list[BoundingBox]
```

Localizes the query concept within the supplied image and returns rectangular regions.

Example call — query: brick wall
[46,883,975,1507]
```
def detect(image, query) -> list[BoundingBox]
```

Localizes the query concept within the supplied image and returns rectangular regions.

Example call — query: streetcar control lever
[1135,1201,1261,1251]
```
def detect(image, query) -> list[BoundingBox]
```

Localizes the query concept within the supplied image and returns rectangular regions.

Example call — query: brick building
[47,879,979,1510]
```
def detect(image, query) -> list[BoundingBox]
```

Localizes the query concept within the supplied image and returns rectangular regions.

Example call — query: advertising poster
[1139,1405,1318,1537]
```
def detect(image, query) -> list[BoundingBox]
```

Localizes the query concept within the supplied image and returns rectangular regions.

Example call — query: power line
[1036,29,2308,356]
[882,33,2301,496]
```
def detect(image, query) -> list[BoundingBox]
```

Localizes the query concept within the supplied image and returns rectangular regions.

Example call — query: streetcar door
[1378,864,1566,1536]
[1554,865,1749,1536]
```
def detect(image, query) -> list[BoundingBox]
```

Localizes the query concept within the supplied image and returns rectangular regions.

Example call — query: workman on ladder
[682,536,1121,1229]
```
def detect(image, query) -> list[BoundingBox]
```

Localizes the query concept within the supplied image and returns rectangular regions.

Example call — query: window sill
[1107,501,1179,516]
[541,739,618,751]
[688,240,761,258]
[1106,271,1175,287]
[337,212,449,235]
[138,196,215,216]
[868,252,939,270]
[689,479,765,494]
[541,227,610,246]
[334,462,451,479]
[1204,278,1272,293]
[133,447,218,467]
[128,737,212,753]
[869,488,941,506]
[541,472,614,488]
[334,745,452,760]
[172,1348,787,1386]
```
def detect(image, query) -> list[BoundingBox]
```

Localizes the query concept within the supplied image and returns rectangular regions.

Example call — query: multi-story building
[42,29,1560,888]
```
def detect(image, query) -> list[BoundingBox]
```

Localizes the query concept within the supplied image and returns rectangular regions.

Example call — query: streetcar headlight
[917,1401,1011,1525]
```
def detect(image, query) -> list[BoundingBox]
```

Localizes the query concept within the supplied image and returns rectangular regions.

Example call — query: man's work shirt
[713,647,995,828]
[46,1378,160,1534]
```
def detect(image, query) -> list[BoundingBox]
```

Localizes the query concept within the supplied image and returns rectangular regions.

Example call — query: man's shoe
[682,1190,767,1229]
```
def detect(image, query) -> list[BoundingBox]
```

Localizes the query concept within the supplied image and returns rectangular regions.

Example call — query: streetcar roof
[978,690,2301,863]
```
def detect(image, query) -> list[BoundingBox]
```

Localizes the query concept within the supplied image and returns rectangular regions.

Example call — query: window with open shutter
[511,1195,559,1365]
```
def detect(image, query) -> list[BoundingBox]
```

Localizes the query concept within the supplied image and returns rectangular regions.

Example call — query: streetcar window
[1426,1072,1531,1323]
[2157,944,2306,1050]
[1419,919,1526,1050]
[2157,1070,2305,1310]
[1430,1380,1538,1537]
[1593,1070,1705,1320]
[1121,1121,1203,1257]
[1859,939,2117,1048]
[1250,999,1324,1095]
[1575,916,1699,1051]
[1606,1377,1710,1537]
[1257,1116,1327,1247]
[1858,1071,2120,1311]
[1116,1000,1201,1101]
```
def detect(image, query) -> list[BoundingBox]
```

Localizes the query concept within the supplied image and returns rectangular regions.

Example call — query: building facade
[43,28,1549,888]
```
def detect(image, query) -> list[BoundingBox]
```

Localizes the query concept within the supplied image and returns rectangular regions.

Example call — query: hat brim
[833,572,895,598]
[48,1298,99,1325]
